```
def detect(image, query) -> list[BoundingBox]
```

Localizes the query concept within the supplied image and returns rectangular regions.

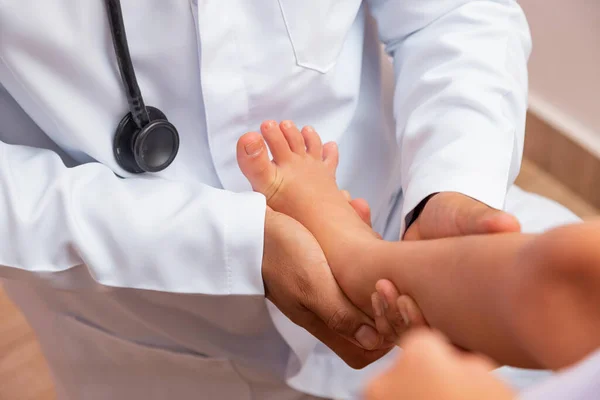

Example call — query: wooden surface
[0,290,55,400]
[0,159,597,400]
[516,159,599,219]
[523,111,600,210]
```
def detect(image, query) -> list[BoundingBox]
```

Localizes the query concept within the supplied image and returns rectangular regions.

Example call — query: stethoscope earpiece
[105,0,180,174]
[113,107,180,174]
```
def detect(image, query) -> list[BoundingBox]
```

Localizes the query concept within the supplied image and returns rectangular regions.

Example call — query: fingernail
[380,295,389,311]
[244,141,263,156]
[355,325,381,350]
[396,298,411,327]
[400,309,410,327]
[372,293,383,317]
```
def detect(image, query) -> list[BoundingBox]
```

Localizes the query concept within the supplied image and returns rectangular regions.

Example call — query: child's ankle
[330,235,388,309]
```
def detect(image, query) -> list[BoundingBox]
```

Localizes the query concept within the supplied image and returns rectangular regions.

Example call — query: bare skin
[237,121,379,311]
[236,120,600,368]
[236,120,535,366]
[365,224,600,399]
[238,120,378,284]
[364,329,515,400]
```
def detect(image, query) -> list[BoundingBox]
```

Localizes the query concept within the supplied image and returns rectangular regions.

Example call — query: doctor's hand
[262,207,392,369]
[404,192,521,241]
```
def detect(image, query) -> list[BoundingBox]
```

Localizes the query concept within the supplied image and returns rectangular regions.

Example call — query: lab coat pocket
[52,315,252,400]
[277,0,363,73]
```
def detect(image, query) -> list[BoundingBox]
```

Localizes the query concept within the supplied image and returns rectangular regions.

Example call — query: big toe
[237,132,278,195]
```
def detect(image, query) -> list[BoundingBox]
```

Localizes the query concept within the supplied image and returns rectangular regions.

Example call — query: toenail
[304,126,314,133]
[244,140,263,156]
[282,120,292,128]
[265,121,276,128]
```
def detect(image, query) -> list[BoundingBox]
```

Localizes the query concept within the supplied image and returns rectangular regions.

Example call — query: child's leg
[236,122,599,369]
[368,232,542,368]
[376,222,600,371]
[236,122,531,364]
[236,121,538,366]
[508,222,600,370]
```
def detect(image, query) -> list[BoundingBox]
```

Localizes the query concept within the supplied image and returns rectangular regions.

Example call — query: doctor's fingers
[298,280,386,353]
[373,280,427,342]
[301,314,393,369]
[341,190,371,225]
[272,279,390,368]
[380,294,427,340]
[350,198,376,231]
[340,190,376,230]
[269,257,392,367]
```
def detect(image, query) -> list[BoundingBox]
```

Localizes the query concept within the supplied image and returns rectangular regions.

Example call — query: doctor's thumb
[462,206,521,236]
[303,290,385,352]
[301,306,389,368]
[405,192,521,240]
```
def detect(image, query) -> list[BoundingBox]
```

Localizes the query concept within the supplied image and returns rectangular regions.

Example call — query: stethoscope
[104,0,179,174]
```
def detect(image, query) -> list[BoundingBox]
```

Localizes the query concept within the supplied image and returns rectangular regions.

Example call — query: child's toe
[280,120,306,154]
[261,120,291,162]
[301,126,323,159]
[237,131,278,194]
[323,142,339,174]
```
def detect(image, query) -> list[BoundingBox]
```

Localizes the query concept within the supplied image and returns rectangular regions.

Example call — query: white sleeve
[0,91,266,296]
[368,0,531,232]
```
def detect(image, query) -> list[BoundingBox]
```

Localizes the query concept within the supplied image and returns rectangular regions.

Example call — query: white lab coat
[0,1,580,399]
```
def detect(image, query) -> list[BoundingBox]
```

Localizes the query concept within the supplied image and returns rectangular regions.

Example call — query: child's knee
[509,221,600,368]
[524,222,600,287]
[512,223,599,328]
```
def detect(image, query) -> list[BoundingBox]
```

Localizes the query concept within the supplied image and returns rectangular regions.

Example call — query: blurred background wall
[519,0,600,211]
[522,0,600,138]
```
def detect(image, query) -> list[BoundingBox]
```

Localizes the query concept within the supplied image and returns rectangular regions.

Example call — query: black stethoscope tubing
[104,0,180,174]
[105,0,150,129]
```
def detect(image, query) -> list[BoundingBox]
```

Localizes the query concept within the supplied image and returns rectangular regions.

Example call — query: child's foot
[237,120,379,310]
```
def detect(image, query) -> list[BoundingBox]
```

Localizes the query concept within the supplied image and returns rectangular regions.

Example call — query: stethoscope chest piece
[105,0,180,174]
[113,107,179,174]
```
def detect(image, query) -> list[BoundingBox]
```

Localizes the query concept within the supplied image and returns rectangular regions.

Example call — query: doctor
[0,1,579,399]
